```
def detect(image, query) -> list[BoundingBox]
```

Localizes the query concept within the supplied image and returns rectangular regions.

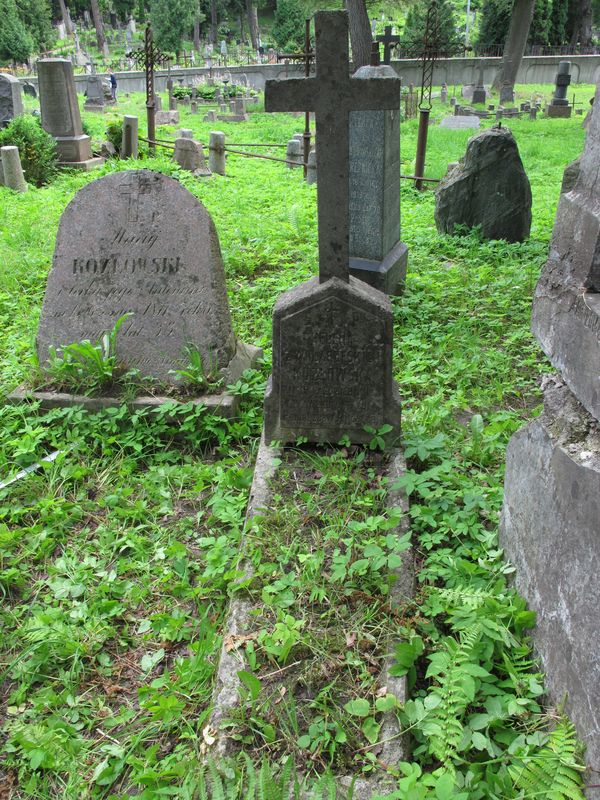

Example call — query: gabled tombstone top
[265,11,400,284]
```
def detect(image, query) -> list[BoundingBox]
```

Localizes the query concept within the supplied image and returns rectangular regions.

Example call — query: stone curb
[206,437,413,797]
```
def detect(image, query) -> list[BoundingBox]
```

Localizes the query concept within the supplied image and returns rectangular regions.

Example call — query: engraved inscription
[278,296,387,428]
[37,171,236,383]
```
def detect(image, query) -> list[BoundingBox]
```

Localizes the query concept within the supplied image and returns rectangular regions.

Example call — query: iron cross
[376,26,401,65]
[265,10,400,283]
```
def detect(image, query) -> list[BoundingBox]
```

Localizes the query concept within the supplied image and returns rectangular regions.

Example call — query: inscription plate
[37,170,236,383]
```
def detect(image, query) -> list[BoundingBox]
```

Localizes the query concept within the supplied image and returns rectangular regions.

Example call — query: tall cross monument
[263,10,401,445]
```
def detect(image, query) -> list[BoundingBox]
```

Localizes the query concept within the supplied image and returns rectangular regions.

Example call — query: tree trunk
[345,0,372,70]
[90,0,106,52]
[210,0,218,44]
[492,0,535,90]
[193,18,200,51]
[580,0,592,46]
[58,0,73,35]
[246,0,259,50]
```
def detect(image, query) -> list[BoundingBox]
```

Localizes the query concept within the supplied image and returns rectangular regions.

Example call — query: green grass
[0,89,589,798]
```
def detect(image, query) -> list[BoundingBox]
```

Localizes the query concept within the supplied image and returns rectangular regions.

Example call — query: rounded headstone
[37,170,236,383]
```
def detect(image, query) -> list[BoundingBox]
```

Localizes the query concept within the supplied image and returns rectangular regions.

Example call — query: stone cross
[265,10,400,283]
[376,26,400,65]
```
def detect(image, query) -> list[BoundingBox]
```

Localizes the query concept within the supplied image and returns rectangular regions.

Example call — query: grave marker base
[7,340,262,418]
[349,240,408,295]
[547,105,572,118]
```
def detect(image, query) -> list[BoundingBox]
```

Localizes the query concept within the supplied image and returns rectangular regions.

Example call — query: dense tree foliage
[16,0,54,50]
[271,0,304,50]
[401,0,461,53]
[477,0,594,48]
[149,0,196,53]
[0,0,33,62]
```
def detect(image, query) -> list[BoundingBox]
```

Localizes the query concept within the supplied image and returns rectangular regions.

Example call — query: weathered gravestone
[37,59,104,170]
[547,60,572,118]
[172,138,211,175]
[434,126,531,242]
[349,64,408,295]
[471,66,486,104]
[500,79,600,787]
[0,74,24,128]
[83,75,105,111]
[34,171,260,404]
[439,114,480,129]
[263,10,401,445]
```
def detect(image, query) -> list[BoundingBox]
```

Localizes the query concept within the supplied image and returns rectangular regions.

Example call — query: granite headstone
[37,170,257,384]
[434,126,531,242]
[0,74,24,128]
[263,11,401,445]
[349,63,408,295]
[38,58,103,170]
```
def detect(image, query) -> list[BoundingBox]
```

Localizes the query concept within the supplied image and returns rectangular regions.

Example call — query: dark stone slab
[547,104,572,118]
[0,74,24,127]
[500,376,600,789]
[264,276,400,445]
[37,170,257,386]
[560,156,580,194]
[533,287,600,421]
[349,64,408,295]
[434,126,531,242]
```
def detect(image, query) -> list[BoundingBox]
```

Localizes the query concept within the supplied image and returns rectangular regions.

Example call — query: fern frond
[422,625,482,765]
[207,757,226,800]
[509,719,585,800]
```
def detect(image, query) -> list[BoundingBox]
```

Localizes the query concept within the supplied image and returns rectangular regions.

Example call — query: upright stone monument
[263,11,401,445]
[36,170,260,391]
[83,75,105,112]
[471,66,486,104]
[547,61,572,118]
[434,126,531,242]
[0,74,24,128]
[349,64,408,295]
[38,59,103,170]
[500,78,600,788]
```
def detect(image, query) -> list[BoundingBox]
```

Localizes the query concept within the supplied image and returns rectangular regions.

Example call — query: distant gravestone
[84,75,105,111]
[0,74,24,128]
[439,115,480,129]
[548,61,572,118]
[173,138,211,175]
[349,63,408,295]
[471,67,486,104]
[434,126,531,242]
[36,170,259,386]
[37,59,103,170]
[263,11,400,445]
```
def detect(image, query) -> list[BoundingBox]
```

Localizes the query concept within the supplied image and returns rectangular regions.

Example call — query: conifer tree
[0,0,33,63]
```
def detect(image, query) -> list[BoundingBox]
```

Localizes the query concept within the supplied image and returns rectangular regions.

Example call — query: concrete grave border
[6,340,262,420]
[205,433,413,796]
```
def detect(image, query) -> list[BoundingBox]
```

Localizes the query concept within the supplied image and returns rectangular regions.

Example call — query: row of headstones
[31,11,403,448]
